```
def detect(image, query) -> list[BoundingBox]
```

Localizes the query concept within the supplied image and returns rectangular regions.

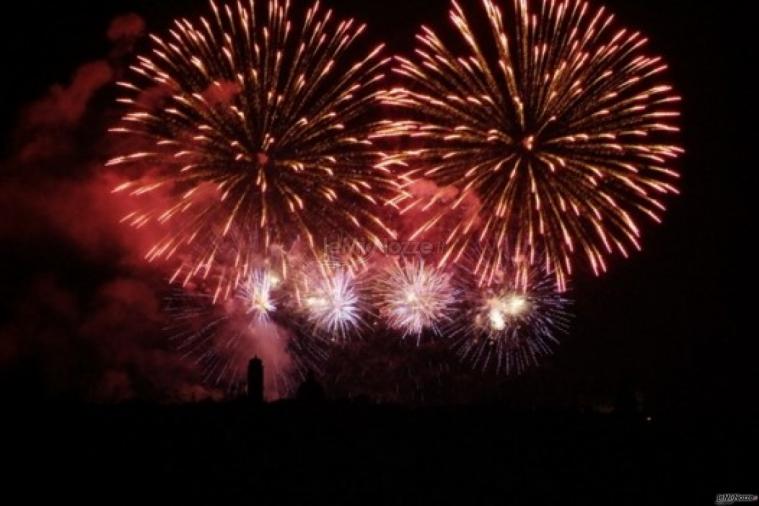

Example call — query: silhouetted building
[247,357,264,404]
[296,370,325,403]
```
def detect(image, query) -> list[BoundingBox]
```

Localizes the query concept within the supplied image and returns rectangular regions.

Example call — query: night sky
[0,0,754,410]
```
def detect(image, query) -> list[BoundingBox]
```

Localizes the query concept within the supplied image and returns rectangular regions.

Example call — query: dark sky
[0,0,754,409]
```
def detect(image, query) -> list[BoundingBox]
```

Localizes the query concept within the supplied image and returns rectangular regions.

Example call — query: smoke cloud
[0,13,293,402]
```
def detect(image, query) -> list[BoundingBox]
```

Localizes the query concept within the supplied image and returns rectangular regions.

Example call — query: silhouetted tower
[247,357,264,403]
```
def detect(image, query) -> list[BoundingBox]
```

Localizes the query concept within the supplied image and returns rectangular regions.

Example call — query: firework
[451,258,572,374]
[163,224,291,307]
[374,258,456,340]
[165,285,328,396]
[109,0,397,282]
[239,268,282,323]
[291,260,370,341]
[380,0,683,290]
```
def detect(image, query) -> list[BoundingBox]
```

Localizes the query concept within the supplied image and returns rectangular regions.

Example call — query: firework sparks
[109,0,397,283]
[484,293,530,331]
[164,225,292,307]
[374,259,456,340]
[240,268,282,323]
[292,260,369,341]
[380,0,683,290]
[451,259,572,374]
